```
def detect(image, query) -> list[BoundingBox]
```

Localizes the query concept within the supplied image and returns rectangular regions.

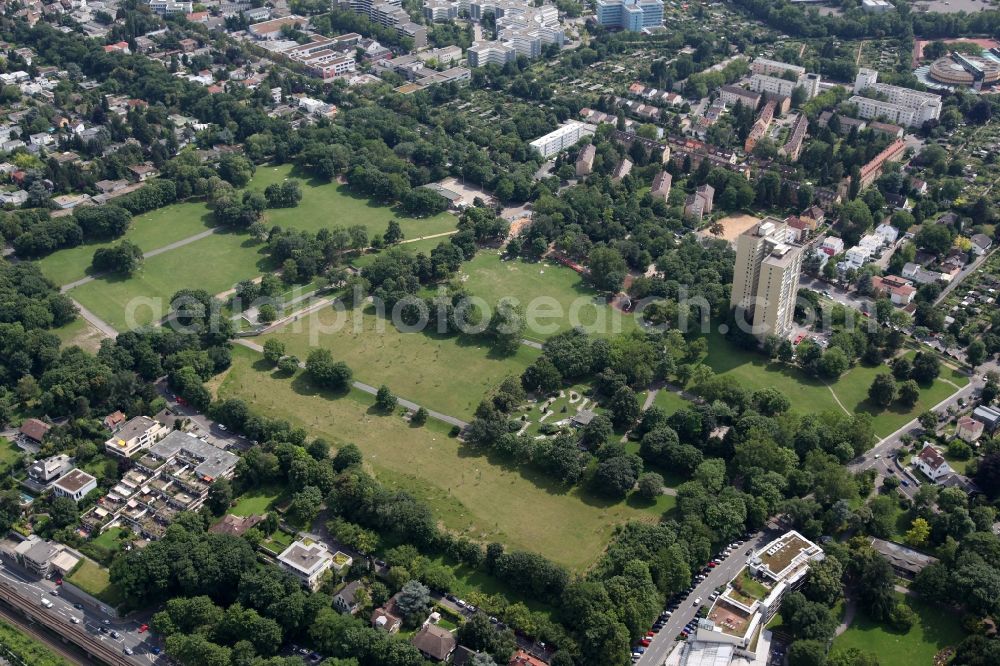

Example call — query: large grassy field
[217,346,660,571]
[37,201,215,286]
[69,230,273,330]
[260,306,538,420]
[248,164,458,240]
[460,251,640,343]
[832,595,965,666]
[699,330,968,437]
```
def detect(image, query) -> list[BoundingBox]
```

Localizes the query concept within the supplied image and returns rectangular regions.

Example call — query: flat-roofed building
[595,0,663,31]
[731,218,804,338]
[529,121,596,158]
[104,415,169,458]
[278,539,334,591]
[52,469,98,503]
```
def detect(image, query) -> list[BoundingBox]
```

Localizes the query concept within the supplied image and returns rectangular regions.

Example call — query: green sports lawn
[37,201,215,286]
[248,164,458,240]
[460,251,640,343]
[699,329,968,437]
[69,230,274,331]
[218,346,661,571]
[260,305,539,420]
[832,595,965,666]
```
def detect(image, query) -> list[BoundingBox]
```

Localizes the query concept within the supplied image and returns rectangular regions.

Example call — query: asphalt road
[0,562,159,664]
[636,530,779,666]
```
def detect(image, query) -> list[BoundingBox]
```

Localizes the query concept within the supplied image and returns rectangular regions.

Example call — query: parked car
[640,639,651,647]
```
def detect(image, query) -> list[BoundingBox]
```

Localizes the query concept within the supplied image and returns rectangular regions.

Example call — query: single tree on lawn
[867,373,897,407]
[376,385,397,412]
[262,339,285,365]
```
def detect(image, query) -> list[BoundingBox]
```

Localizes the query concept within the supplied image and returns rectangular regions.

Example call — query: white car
[693,597,702,606]
[70,617,80,624]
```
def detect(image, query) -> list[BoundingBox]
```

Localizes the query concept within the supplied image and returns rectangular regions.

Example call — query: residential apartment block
[780,114,808,161]
[679,532,823,664]
[852,68,942,127]
[749,57,805,79]
[731,218,804,338]
[650,171,672,201]
[718,84,761,110]
[576,144,596,176]
[594,0,664,31]
[529,121,595,158]
[466,2,564,65]
[343,0,427,47]
[104,415,170,458]
[82,431,238,540]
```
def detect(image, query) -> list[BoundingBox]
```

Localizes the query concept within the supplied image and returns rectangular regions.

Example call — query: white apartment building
[278,539,335,591]
[148,0,193,15]
[750,57,805,79]
[731,218,804,338]
[104,415,170,458]
[749,72,821,99]
[529,121,596,158]
[749,73,798,98]
[853,68,942,126]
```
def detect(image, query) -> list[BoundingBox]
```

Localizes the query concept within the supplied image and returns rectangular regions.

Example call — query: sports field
[261,306,539,420]
[218,346,660,571]
[248,164,458,239]
[832,594,965,666]
[699,330,967,437]
[460,251,639,343]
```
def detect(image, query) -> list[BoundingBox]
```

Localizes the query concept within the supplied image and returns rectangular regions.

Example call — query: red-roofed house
[871,275,916,305]
[104,41,130,54]
[784,216,812,241]
[916,444,952,481]
[19,418,50,448]
[186,11,209,22]
[510,650,548,666]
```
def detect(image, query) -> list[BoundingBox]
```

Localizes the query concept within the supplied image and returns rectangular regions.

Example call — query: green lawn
[649,388,691,415]
[90,527,126,551]
[217,346,661,571]
[260,305,538,420]
[248,164,458,240]
[66,559,125,608]
[230,486,283,517]
[37,201,215,286]
[459,251,640,343]
[69,230,274,331]
[0,437,22,472]
[699,330,968,437]
[832,595,965,666]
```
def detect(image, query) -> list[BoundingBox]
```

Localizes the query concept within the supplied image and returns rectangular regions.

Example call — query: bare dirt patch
[697,214,760,244]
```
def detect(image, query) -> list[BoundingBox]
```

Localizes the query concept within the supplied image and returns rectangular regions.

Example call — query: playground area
[518,385,599,437]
